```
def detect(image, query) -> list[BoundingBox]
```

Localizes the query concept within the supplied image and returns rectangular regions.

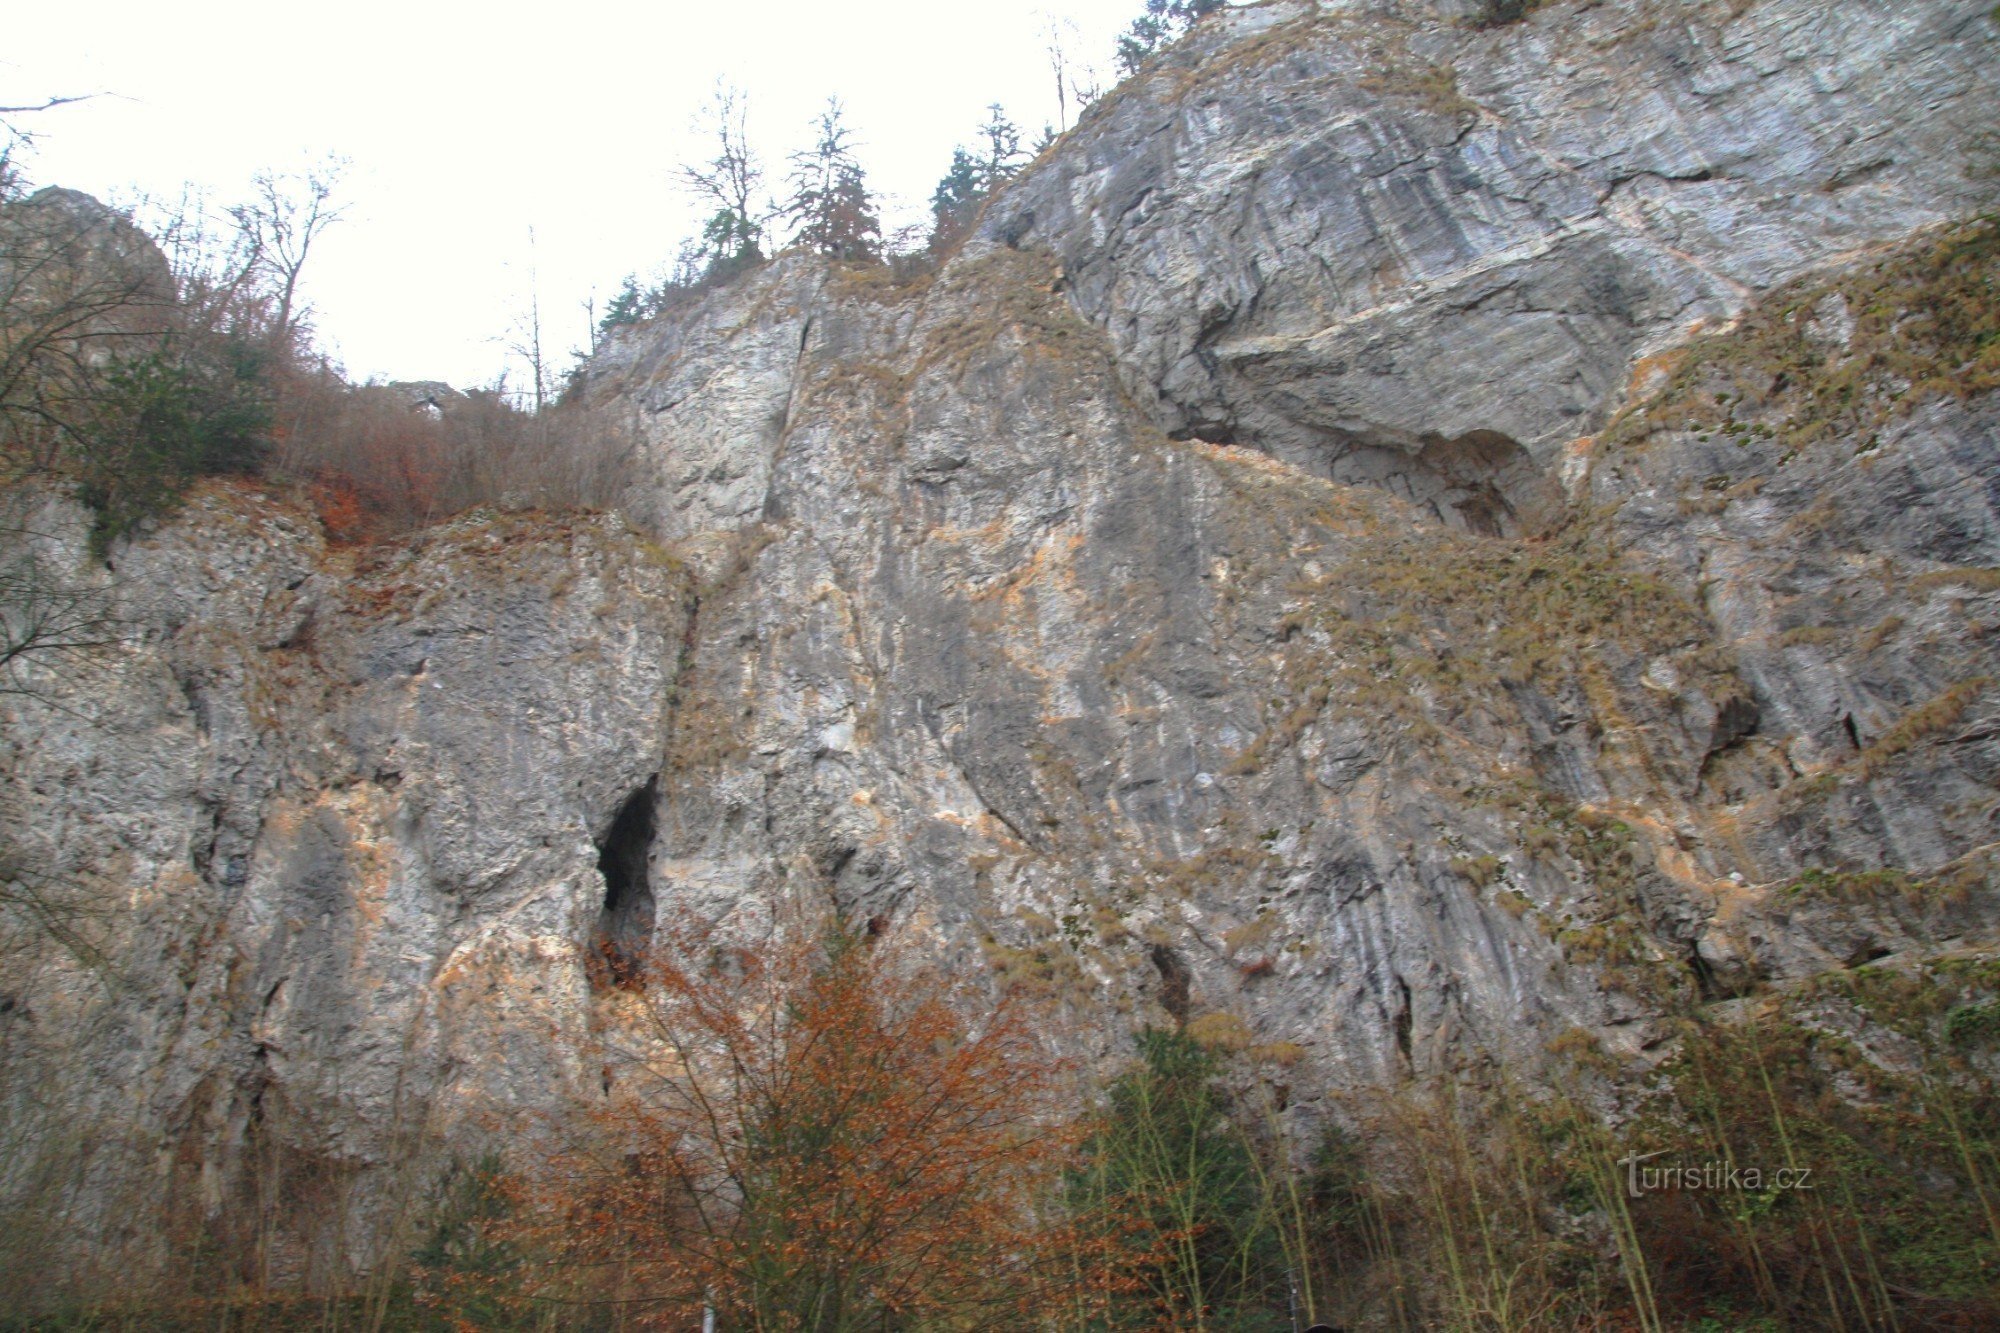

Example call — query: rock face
[993,0,1997,532]
[1,493,686,1263]
[4,0,1999,1281]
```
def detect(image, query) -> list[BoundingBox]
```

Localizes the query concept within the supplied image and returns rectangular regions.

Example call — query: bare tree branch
[0,96,95,116]
[228,155,348,347]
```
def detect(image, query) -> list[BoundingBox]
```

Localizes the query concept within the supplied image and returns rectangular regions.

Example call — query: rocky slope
[4,0,1998,1282]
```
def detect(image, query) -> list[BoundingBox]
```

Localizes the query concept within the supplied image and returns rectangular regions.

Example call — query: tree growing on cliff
[927,104,1029,254]
[679,84,769,281]
[1116,0,1229,75]
[1043,14,1105,135]
[0,178,276,550]
[227,156,347,352]
[783,100,881,264]
[595,273,652,339]
[929,148,984,253]
[494,921,1074,1327]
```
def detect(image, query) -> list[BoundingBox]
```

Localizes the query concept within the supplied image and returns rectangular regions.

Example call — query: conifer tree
[596,274,649,338]
[783,100,881,264]
[929,147,984,251]
[1116,0,1228,75]
[926,104,1031,254]
[976,102,1027,190]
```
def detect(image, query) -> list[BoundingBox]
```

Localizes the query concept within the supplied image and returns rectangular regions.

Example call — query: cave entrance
[593,777,658,987]
[1286,425,1559,538]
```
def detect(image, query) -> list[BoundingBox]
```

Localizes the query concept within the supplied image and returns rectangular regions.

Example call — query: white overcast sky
[7,0,1156,390]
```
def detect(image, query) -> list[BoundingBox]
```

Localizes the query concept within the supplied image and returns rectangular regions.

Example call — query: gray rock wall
[4,0,1997,1282]
[989,0,1998,530]
[1,489,685,1269]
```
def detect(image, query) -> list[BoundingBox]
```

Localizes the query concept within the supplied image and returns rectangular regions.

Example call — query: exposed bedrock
[988,0,1997,530]
[4,0,1999,1271]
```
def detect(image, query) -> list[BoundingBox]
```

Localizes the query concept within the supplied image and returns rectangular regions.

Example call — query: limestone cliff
[4,0,1998,1284]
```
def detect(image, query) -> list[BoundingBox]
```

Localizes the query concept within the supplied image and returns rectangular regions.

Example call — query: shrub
[1069,1027,1290,1326]
[270,378,633,544]
[76,337,271,551]
[483,922,1076,1329]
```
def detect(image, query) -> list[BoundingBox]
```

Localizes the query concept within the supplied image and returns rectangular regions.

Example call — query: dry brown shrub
[473,921,1084,1329]
[268,375,636,543]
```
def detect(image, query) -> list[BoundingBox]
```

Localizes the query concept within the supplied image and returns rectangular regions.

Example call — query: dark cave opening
[593,777,658,987]
[1687,940,1723,1002]
[1299,425,1558,539]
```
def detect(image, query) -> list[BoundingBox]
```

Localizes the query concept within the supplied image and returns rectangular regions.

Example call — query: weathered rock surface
[1,490,685,1258]
[4,0,1998,1281]
[992,0,1998,531]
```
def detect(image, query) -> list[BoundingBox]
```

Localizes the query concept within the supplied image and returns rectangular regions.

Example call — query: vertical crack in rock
[1150,944,1192,1025]
[1393,976,1414,1070]
[593,776,659,986]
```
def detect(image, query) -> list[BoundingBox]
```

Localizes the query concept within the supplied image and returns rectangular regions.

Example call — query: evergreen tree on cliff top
[1117,0,1228,75]
[784,100,881,264]
[927,104,1028,253]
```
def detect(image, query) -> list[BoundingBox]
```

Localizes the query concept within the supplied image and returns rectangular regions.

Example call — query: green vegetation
[1610,216,2000,457]
[75,339,270,551]
[15,977,2000,1329]
[1070,1028,1293,1328]
[783,100,881,264]
[0,177,266,549]
[1117,0,1228,75]
[1623,975,2000,1326]
[927,104,1029,254]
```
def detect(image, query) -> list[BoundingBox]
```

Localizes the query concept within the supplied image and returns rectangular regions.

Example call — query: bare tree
[0,482,122,978]
[228,156,347,348]
[0,94,95,167]
[0,544,116,697]
[1043,14,1081,133]
[0,96,93,121]
[505,225,552,421]
[137,185,265,345]
[678,84,768,274]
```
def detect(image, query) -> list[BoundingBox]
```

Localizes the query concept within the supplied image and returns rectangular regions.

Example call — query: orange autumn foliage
[484,924,1086,1331]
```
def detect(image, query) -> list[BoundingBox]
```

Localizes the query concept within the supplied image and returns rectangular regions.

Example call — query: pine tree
[975,102,1026,191]
[929,147,984,252]
[596,275,649,338]
[783,100,881,264]
[1116,0,1228,75]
